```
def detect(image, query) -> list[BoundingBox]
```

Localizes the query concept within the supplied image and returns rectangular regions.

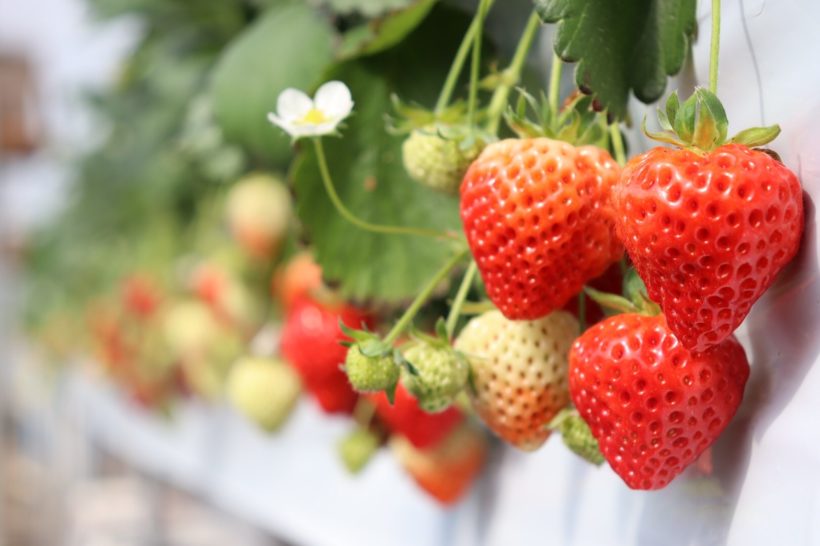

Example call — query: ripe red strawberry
[569,313,749,490]
[369,383,463,449]
[613,145,803,353]
[390,423,487,505]
[455,309,578,450]
[280,297,372,414]
[460,137,623,320]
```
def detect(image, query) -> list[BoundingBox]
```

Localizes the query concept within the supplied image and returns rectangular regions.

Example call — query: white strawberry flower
[267,81,353,139]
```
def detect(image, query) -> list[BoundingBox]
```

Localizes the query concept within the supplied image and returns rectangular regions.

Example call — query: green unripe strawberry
[402,342,468,413]
[551,409,604,466]
[338,427,380,474]
[402,126,480,194]
[344,344,399,393]
[227,357,300,432]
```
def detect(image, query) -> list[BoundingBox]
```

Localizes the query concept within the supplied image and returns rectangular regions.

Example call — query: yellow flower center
[297,108,329,125]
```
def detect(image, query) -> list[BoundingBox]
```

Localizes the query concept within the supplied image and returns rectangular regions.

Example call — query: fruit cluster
[23,0,809,508]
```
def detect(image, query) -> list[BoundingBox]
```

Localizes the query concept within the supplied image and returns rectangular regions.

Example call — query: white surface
[65,371,479,546]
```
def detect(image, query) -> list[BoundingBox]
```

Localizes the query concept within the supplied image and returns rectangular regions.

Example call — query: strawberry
[227,356,301,432]
[454,309,579,450]
[569,313,750,490]
[612,144,803,352]
[401,340,469,413]
[344,344,399,393]
[369,383,463,449]
[390,423,487,505]
[280,297,372,414]
[121,274,162,319]
[402,125,481,194]
[338,427,381,474]
[460,137,622,320]
[226,173,292,259]
[271,251,323,311]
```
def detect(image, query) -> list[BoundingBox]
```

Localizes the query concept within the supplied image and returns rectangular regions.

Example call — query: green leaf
[325,0,413,17]
[210,1,335,166]
[290,8,469,303]
[338,0,438,60]
[534,0,696,120]
[291,63,461,302]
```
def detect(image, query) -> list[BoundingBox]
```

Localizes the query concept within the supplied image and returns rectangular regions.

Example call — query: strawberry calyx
[504,90,608,148]
[644,88,781,153]
[388,94,493,151]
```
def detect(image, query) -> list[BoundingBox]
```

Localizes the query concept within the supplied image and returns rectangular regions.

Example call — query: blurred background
[1,0,819,545]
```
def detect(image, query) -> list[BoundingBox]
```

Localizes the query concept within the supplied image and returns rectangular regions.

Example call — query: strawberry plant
[21,0,808,506]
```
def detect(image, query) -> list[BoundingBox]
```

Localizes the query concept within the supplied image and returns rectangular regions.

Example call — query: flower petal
[276,88,313,121]
[314,81,353,120]
[267,112,291,131]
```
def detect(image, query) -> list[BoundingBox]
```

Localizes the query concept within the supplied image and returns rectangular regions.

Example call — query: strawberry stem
[709,0,721,94]
[313,138,456,240]
[435,0,496,114]
[383,249,470,345]
[609,124,626,166]
[445,260,478,339]
[547,52,562,113]
[485,12,541,134]
[467,0,491,127]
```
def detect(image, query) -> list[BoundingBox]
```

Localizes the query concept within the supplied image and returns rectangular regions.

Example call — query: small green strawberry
[344,344,399,393]
[402,125,481,194]
[338,427,380,474]
[550,409,604,466]
[401,331,469,413]
[227,356,301,432]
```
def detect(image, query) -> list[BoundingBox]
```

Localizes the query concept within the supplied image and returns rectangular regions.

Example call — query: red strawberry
[569,313,749,490]
[280,297,372,414]
[613,145,803,353]
[122,274,162,319]
[369,383,463,450]
[460,138,623,320]
[390,423,487,505]
[272,251,324,311]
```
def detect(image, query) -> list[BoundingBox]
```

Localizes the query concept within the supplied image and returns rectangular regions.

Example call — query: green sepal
[385,373,398,404]
[663,91,680,131]
[583,286,639,314]
[395,348,419,376]
[503,88,609,147]
[691,89,729,150]
[386,94,468,135]
[673,91,697,143]
[729,125,781,148]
